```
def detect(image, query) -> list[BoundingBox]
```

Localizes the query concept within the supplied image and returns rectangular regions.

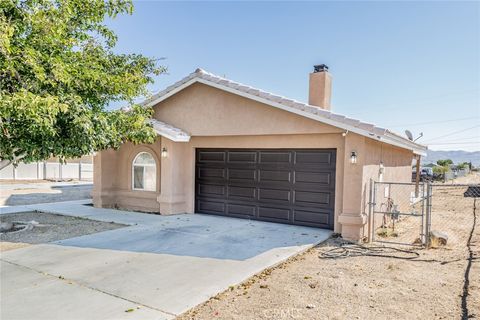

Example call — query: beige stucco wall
[93,82,415,240]
[92,140,162,213]
[154,83,343,136]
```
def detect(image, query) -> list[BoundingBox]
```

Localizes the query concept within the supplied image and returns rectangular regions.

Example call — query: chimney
[309,64,332,110]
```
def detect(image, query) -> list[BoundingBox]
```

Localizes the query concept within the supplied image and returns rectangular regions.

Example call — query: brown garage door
[195,149,336,229]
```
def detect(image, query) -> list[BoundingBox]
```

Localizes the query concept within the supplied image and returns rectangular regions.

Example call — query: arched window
[132,152,156,191]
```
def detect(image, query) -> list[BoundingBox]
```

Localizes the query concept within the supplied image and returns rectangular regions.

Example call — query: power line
[428,142,480,145]
[345,89,479,116]
[430,136,480,143]
[423,125,480,142]
[386,117,480,128]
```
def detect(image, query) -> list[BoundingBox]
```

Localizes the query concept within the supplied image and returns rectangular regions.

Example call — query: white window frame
[131,152,156,191]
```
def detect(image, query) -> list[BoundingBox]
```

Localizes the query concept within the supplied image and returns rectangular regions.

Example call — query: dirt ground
[178,174,480,320]
[0,211,124,252]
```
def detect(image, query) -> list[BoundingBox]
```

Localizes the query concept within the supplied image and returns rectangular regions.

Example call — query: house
[93,65,426,241]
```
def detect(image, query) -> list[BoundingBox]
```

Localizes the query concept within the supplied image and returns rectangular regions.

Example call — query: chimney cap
[313,64,329,73]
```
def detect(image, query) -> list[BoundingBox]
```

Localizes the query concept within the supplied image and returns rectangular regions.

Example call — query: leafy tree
[0,0,165,169]
[436,159,453,167]
[432,165,448,175]
[456,162,470,170]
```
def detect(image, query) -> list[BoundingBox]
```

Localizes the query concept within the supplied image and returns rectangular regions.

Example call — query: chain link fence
[428,184,479,249]
[369,180,479,248]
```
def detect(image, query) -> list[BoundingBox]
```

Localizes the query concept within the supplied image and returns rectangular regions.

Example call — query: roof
[142,68,427,156]
[149,119,190,142]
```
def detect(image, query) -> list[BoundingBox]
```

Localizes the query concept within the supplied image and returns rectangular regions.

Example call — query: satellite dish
[405,130,414,141]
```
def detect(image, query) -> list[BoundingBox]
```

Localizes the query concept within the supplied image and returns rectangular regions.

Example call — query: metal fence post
[371,181,377,243]
[425,182,432,247]
[367,178,374,243]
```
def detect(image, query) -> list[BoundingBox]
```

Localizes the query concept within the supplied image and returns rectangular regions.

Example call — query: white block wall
[0,161,93,181]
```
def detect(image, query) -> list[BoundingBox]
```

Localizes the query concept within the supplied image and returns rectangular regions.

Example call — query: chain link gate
[369,180,430,246]
[369,180,479,248]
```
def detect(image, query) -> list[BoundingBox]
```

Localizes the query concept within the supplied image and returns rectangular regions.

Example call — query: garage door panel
[226,203,256,217]
[198,167,226,179]
[198,151,226,163]
[258,170,291,183]
[259,151,291,163]
[258,206,290,222]
[197,200,225,214]
[295,171,331,184]
[258,188,291,202]
[227,151,257,163]
[227,168,256,181]
[195,148,335,229]
[294,151,333,165]
[294,208,331,226]
[197,184,225,197]
[228,185,256,200]
[294,190,331,207]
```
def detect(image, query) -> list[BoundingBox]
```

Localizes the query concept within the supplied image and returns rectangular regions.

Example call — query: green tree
[436,159,453,167]
[456,162,470,170]
[0,0,165,169]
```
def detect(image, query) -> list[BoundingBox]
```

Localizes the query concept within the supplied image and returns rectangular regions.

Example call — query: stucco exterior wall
[154,83,343,136]
[93,139,162,213]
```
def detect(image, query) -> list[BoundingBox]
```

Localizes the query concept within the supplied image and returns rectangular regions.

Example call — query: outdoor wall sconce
[379,161,385,174]
[161,147,168,158]
[350,151,357,164]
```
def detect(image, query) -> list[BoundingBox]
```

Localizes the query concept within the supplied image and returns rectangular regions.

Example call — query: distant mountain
[422,150,480,166]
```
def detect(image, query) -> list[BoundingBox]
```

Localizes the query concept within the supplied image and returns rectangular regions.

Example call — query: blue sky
[107,1,479,151]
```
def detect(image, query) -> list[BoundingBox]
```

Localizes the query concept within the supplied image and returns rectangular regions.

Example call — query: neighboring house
[93,65,426,241]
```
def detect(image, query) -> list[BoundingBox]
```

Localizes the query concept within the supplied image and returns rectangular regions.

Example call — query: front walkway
[1,201,331,320]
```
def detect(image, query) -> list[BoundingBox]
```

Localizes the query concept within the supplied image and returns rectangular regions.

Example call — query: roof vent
[313,64,329,73]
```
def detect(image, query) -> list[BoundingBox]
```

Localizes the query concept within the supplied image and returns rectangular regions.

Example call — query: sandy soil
[0,179,53,184]
[448,172,480,185]
[178,175,480,320]
[0,241,31,252]
[0,212,124,247]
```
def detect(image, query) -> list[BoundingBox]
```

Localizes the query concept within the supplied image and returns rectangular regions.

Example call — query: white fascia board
[383,132,427,156]
[153,129,190,142]
[143,78,198,108]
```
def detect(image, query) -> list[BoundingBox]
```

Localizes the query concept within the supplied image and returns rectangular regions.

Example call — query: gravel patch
[0,211,125,244]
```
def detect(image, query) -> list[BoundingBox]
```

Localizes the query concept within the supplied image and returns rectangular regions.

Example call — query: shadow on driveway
[2,184,92,206]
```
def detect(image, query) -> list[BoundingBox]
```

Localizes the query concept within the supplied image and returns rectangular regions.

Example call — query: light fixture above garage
[350,151,358,164]
[161,147,168,158]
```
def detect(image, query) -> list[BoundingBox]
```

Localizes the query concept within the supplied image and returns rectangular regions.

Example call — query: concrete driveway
[0,181,92,206]
[1,201,331,320]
